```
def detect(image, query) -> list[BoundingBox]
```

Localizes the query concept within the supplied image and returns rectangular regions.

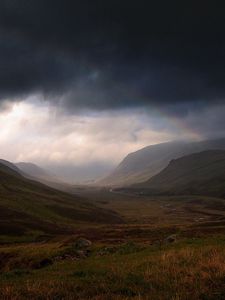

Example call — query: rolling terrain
[2,148,225,299]
[2,187,225,299]
[99,138,225,186]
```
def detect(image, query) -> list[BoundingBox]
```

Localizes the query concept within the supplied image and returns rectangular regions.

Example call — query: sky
[0,1,225,182]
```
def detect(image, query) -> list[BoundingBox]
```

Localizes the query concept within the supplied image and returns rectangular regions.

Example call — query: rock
[164,234,177,244]
[74,238,92,249]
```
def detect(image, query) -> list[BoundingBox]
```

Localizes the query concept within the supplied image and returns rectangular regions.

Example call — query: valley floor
[1,190,225,299]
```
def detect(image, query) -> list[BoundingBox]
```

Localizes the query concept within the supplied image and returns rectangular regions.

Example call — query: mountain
[98,138,225,186]
[0,160,72,192]
[132,150,225,197]
[0,159,24,175]
[15,162,62,184]
[0,163,122,237]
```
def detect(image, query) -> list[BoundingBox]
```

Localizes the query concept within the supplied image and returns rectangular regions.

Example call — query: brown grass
[1,240,225,299]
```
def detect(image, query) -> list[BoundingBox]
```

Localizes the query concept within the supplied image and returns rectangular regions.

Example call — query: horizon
[2,135,225,184]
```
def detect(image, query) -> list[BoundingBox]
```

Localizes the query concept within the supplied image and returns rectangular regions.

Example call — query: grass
[1,237,225,299]
[0,165,123,241]
[2,167,225,299]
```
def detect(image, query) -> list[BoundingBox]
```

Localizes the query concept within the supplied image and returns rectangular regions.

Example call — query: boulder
[74,238,92,249]
[164,234,177,244]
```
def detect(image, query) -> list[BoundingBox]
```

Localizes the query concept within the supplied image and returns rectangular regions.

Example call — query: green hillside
[134,150,225,197]
[0,163,122,239]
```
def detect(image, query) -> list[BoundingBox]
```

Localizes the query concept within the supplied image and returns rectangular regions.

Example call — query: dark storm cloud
[0,0,225,112]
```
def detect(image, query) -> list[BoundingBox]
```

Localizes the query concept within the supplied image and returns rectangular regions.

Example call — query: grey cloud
[0,1,224,118]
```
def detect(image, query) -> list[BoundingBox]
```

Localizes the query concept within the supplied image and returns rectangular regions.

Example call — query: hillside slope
[15,162,61,183]
[134,150,225,197]
[99,138,225,186]
[0,159,24,175]
[0,163,122,237]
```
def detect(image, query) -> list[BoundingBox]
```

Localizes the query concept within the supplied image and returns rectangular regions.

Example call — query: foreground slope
[2,237,225,300]
[99,138,225,186]
[134,150,225,197]
[0,163,122,237]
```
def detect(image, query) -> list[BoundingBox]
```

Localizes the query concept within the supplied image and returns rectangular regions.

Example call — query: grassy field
[1,235,225,299]
[2,187,225,299]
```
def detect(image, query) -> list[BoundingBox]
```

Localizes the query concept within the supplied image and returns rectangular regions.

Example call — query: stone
[164,234,177,244]
[74,238,92,249]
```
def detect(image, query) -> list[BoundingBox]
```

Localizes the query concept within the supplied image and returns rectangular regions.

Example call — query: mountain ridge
[15,162,62,183]
[131,150,225,197]
[99,138,225,186]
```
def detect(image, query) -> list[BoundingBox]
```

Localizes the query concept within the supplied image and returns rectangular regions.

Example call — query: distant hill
[0,160,73,192]
[15,162,60,182]
[0,163,122,237]
[132,150,225,197]
[98,138,225,186]
[0,159,23,175]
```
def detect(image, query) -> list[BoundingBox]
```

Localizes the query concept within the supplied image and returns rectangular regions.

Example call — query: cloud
[0,98,192,182]
[1,96,225,182]
[0,1,225,182]
[0,1,224,115]
[0,100,176,164]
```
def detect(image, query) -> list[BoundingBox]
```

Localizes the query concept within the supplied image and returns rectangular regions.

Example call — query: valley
[2,141,225,299]
[2,184,225,299]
